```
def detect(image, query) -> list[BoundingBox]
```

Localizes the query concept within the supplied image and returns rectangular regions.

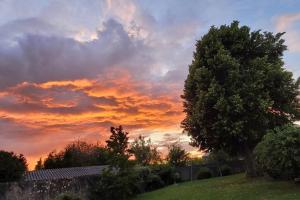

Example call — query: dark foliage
[202,150,238,176]
[167,144,189,167]
[202,150,232,165]
[106,126,129,156]
[42,141,110,169]
[151,164,178,185]
[134,166,164,193]
[90,165,166,200]
[129,135,161,166]
[197,167,213,179]
[220,165,232,176]
[35,158,44,170]
[41,126,131,169]
[106,126,131,169]
[55,193,82,200]
[0,150,27,182]
[90,169,138,200]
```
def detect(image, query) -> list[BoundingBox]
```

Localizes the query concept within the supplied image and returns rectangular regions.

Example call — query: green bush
[134,166,164,192]
[197,167,213,179]
[135,166,151,179]
[152,164,177,185]
[220,165,232,176]
[90,164,181,200]
[145,174,164,191]
[90,169,138,200]
[254,125,300,179]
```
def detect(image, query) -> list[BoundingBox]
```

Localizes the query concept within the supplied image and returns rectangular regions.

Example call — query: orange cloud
[0,73,191,169]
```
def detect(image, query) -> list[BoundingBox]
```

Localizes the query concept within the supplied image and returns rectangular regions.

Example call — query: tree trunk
[244,145,258,177]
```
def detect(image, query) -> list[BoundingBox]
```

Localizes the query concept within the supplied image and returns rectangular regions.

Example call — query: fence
[175,160,245,181]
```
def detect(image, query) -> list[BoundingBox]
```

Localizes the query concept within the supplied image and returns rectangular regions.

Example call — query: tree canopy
[181,21,300,176]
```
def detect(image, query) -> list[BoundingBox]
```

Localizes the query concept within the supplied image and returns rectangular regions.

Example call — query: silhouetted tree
[35,158,44,170]
[129,135,161,165]
[106,126,130,168]
[0,150,27,182]
[42,141,111,169]
[182,21,300,176]
[106,126,129,156]
[167,144,189,167]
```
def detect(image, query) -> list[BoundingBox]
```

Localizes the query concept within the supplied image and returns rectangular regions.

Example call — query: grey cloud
[0,19,153,89]
[0,18,63,45]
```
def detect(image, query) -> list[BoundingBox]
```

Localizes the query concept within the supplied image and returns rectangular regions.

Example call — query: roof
[24,165,108,181]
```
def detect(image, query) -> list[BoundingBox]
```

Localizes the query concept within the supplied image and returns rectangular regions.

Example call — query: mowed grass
[134,174,300,200]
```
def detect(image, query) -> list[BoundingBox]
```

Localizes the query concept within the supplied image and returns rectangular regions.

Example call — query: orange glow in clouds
[0,73,196,170]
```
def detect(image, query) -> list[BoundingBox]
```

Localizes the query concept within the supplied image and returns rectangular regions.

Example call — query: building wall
[0,176,97,200]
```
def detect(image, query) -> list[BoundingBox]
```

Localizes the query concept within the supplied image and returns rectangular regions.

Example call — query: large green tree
[181,21,299,176]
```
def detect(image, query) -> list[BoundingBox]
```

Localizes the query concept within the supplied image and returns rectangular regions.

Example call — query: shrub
[152,164,177,185]
[220,165,232,176]
[90,169,138,200]
[197,167,213,179]
[254,125,300,179]
[145,174,164,191]
[134,166,164,192]
[134,166,152,193]
[135,166,151,179]
[0,150,27,182]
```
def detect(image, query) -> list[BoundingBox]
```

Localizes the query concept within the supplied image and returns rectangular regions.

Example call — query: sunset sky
[0,0,300,170]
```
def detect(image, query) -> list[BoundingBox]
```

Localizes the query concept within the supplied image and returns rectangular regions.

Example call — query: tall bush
[254,125,300,179]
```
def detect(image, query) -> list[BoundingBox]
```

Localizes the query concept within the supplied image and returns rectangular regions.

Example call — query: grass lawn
[134,173,300,200]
